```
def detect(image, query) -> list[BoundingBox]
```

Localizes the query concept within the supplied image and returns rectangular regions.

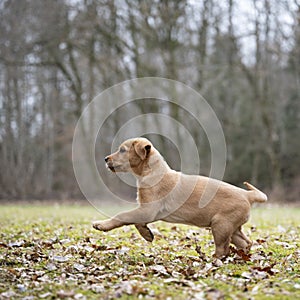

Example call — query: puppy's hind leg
[135,224,154,242]
[211,220,233,258]
[231,227,252,253]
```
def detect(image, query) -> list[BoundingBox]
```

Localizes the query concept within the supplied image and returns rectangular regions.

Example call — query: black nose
[105,156,109,162]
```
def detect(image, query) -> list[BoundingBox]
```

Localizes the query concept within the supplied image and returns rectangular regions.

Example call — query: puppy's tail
[244,181,268,204]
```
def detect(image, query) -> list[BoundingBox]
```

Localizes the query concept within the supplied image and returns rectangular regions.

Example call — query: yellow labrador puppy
[93,137,267,258]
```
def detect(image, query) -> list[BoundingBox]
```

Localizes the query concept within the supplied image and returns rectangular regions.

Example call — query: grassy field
[0,204,299,299]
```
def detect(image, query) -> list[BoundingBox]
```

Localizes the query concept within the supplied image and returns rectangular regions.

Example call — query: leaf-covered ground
[0,204,299,299]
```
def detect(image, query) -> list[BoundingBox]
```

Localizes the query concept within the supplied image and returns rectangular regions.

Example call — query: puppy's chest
[137,184,174,204]
[136,188,152,204]
[137,187,183,216]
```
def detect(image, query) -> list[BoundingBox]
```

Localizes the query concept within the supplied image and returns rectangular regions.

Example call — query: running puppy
[93,137,267,258]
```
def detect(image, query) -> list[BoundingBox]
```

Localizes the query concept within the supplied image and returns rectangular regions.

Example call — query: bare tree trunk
[197,0,209,90]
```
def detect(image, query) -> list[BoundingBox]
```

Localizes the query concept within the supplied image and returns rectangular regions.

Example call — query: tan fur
[94,137,267,258]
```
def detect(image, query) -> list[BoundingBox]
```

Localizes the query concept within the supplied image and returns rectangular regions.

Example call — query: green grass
[0,204,299,299]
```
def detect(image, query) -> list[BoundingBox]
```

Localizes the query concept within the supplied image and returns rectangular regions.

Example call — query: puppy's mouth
[106,163,121,172]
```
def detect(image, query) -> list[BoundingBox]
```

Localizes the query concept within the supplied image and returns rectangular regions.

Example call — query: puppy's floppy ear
[134,140,151,160]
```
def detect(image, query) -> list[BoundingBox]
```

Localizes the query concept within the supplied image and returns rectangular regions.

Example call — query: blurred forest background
[0,0,299,202]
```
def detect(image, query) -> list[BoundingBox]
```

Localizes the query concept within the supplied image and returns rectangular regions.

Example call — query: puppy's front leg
[93,204,159,232]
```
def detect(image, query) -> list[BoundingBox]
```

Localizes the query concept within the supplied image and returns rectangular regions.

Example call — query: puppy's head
[105,138,152,176]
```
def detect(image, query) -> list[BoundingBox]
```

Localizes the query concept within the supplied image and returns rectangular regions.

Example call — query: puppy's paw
[93,220,111,231]
[135,224,154,242]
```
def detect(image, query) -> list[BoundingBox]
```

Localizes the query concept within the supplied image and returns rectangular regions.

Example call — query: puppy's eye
[119,147,126,153]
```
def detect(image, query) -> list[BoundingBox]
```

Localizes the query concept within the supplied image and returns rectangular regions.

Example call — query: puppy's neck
[136,151,171,188]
